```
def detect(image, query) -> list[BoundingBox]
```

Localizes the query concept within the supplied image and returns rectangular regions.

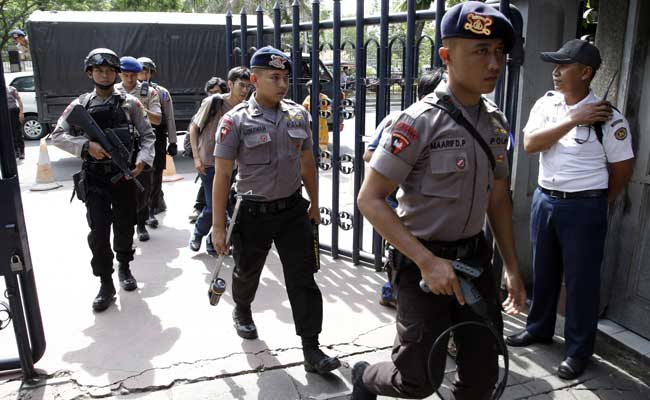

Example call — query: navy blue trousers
[526,188,608,359]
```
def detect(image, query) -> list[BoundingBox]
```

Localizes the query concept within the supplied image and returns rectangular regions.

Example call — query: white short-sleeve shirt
[523,90,634,192]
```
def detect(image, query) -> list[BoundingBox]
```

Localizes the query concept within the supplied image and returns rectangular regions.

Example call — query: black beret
[250,46,292,73]
[441,1,515,53]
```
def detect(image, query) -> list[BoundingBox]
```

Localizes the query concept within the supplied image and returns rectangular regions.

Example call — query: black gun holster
[71,169,88,203]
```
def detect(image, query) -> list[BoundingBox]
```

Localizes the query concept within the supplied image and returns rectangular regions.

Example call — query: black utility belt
[242,190,302,215]
[83,161,115,175]
[392,233,484,268]
[419,232,483,260]
[539,187,607,199]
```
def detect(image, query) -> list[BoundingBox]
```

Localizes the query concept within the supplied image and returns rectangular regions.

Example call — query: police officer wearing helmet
[211,46,341,375]
[354,2,526,399]
[137,57,178,222]
[51,48,155,312]
[506,40,634,380]
[116,56,162,242]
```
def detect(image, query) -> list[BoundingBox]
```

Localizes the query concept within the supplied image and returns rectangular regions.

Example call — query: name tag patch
[244,125,266,135]
[431,137,467,150]
[489,136,508,146]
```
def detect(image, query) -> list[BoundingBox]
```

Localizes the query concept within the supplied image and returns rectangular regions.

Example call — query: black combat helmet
[137,57,157,72]
[84,48,120,72]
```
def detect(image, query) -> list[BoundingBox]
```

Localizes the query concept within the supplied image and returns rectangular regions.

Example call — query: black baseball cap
[540,39,602,70]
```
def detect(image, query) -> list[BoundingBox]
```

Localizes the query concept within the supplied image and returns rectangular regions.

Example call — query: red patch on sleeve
[392,121,419,141]
[390,133,410,155]
[219,117,234,142]
[389,120,418,154]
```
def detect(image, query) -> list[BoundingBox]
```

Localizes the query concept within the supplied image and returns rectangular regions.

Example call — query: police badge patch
[614,127,627,141]
[269,55,288,69]
[464,13,493,36]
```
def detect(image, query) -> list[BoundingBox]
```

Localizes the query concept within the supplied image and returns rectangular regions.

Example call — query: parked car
[5,71,48,140]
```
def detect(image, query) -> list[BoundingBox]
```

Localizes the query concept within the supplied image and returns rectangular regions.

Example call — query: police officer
[51,48,155,312]
[507,40,634,380]
[137,57,178,223]
[354,3,526,399]
[116,56,162,242]
[211,46,340,375]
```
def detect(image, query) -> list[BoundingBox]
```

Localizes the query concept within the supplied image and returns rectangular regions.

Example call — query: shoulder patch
[614,127,628,141]
[389,114,419,155]
[219,117,234,142]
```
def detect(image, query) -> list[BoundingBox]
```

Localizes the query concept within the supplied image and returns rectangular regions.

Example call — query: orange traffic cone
[162,154,183,182]
[30,139,62,191]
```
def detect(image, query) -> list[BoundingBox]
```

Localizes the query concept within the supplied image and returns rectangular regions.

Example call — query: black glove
[167,142,178,156]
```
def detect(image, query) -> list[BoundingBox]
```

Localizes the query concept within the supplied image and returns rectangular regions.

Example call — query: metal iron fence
[227,0,523,270]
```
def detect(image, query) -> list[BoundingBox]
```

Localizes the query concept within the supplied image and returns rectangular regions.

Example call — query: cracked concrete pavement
[1,142,649,399]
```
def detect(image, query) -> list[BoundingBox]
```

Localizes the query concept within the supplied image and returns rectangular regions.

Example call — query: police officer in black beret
[353,2,526,399]
[211,46,341,375]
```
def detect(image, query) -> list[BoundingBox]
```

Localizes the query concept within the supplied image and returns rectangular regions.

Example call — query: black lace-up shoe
[233,307,258,339]
[506,330,553,347]
[303,347,341,374]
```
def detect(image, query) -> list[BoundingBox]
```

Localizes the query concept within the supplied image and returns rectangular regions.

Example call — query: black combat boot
[92,276,116,312]
[118,263,138,291]
[302,336,341,374]
[137,223,150,242]
[232,306,258,339]
[145,209,159,229]
[351,361,377,400]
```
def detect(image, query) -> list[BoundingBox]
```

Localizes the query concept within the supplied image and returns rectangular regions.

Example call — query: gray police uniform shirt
[153,83,177,143]
[115,82,162,123]
[6,86,20,109]
[51,87,156,167]
[524,90,634,192]
[214,95,313,201]
[370,81,510,242]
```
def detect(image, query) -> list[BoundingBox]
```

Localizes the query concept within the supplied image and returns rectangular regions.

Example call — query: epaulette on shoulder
[282,98,298,106]
[402,96,436,119]
[545,91,555,96]
[232,101,249,112]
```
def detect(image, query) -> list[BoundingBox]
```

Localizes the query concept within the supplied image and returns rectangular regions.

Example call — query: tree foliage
[1,0,107,50]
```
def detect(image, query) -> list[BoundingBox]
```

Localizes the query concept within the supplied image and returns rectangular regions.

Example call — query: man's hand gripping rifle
[67,104,144,192]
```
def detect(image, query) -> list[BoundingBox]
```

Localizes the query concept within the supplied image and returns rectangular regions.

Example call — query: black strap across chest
[434,96,496,171]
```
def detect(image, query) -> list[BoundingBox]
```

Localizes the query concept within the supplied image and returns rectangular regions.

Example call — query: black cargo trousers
[84,164,137,277]
[230,192,322,338]
[363,233,504,400]
[135,167,153,226]
[149,130,168,210]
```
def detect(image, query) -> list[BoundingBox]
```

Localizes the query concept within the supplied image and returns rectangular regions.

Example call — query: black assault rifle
[67,104,144,192]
